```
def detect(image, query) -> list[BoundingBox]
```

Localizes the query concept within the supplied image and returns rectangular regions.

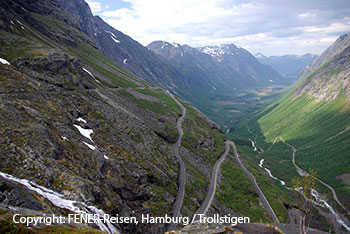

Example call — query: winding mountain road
[316,178,349,213]
[280,138,349,214]
[228,141,280,223]
[279,137,309,177]
[167,92,187,231]
[325,125,350,142]
[192,140,279,224]
[192,141,230,221]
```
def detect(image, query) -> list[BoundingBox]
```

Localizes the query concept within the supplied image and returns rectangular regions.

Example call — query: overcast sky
[86,0,350,56]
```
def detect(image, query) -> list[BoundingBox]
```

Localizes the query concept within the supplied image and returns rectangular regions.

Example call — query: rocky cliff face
[55,0,98,39]
[0,1,227,233]
[295,33,350,101]
[298,34,350,81]
[57,0,185,92]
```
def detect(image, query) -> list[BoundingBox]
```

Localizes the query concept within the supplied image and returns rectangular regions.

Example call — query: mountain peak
[255,52,265,58]
[148,41,284,88]
[148,41,181,49]
[197,43,243,59]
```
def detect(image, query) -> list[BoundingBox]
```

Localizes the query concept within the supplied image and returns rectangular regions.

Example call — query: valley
[0,0,350,233]
[230,33,350,233]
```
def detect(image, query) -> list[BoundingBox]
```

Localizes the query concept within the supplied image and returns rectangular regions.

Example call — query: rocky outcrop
[298,33,350,81]
[0,1,227,233]
[295,33,350,101]
[0,0,95,48]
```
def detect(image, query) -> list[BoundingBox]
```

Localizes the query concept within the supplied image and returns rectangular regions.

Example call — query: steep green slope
[255,34,350,214]
[257,91,350,197]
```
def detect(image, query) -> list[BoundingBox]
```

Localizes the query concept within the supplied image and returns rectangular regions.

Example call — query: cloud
[98,0,350,55]
[298,12,317,19]
[86,0,103,14]
[300,22,350,34]
[102,0,257,43]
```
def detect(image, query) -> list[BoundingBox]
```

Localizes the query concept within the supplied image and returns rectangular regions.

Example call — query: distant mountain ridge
[57,0,286,104]
[255,52,318,79]
[148,41,285,93]
[197,44,284,86]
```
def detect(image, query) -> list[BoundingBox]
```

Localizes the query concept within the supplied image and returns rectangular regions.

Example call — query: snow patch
[83,68,101,83]
[83,142,96,150]
[83,68,94,78]
[0,58,10,65]
[61,136,68,141]
[104,155,109,160]
[16,20,23,25]
[105,31,120,43]
[105,31,116,38]
[0,172,119,234]
[123,59,127,64]
[170,42,180,48]
[10,20,14,25]
[77,117,87,124]
[111,36,120,43]
[16,20,25,30]
[201,46,225,57]
[73,124,93,142]
[161,42,167,49]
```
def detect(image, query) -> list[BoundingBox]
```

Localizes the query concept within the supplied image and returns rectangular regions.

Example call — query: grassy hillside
[217,146,292,223]
[254,72,350,211]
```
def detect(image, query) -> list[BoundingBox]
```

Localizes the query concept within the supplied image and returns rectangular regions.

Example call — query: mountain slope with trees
[255,33,350,228]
